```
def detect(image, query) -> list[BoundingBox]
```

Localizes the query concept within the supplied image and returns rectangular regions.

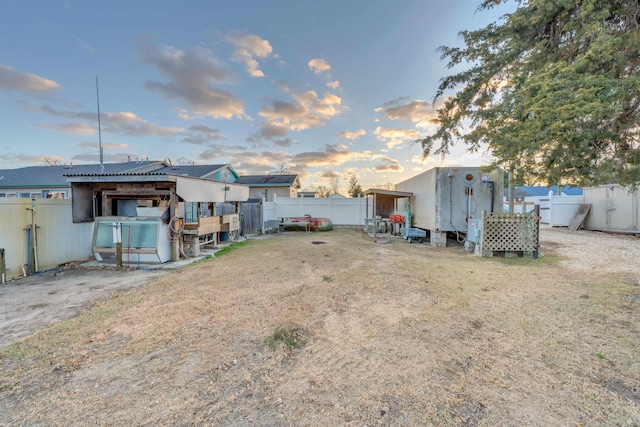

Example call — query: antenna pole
[96,77,104,172]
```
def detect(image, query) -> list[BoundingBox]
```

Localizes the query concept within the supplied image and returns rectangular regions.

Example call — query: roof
[235,174,299,186]
[66,173,249,202]
[151,164,235,180]
[364,188,413,198]
[328,192,346,198]
[503,188,529,199]
[0,161,164,188]
[518,185,583,197]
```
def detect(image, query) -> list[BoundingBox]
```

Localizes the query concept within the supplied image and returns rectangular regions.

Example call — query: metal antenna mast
[96,76,104,173]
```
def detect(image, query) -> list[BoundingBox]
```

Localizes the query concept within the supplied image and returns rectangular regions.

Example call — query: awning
[363,188,413,198]
[176,176,249,202]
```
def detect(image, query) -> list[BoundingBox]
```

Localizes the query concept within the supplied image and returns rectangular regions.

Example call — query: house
[234,174,300,201]
[0,162,240,199]
[0,160,164,199]
[150,164,239,183]
[518,185,583,197]
[502,188,529,202]
[328,192,346,199]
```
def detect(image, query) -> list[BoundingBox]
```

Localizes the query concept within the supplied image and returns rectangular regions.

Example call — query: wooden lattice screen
[482,212,540,254]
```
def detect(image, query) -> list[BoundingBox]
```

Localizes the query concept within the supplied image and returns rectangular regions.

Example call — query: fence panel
[0,199,93,280]
[482,212,540,256]
[264,196,372,226]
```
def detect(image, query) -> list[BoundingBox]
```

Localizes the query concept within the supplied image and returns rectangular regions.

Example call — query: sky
[0,0,515,190]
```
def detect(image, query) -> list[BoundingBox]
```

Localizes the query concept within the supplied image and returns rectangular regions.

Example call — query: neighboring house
[328,192,346,199]
[235,174,300,201]
[502,188,529,202]
[0,162,240,199]
[503,186,583,203]
[518,185,583,197]
[151,164,239,183]
[0,161,165,199]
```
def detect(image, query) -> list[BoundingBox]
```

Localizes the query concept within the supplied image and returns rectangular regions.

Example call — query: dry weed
[1,229,639,426]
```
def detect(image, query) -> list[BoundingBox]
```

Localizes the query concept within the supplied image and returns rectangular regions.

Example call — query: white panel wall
[263,196,372,225]
[584,185,639,232]
[0,199,93,280]
[548,195,584,227]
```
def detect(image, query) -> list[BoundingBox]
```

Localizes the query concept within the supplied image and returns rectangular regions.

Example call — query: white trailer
[395,167,503,247]
[583,185,639,234]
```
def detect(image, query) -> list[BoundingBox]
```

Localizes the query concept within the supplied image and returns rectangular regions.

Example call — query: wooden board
[568,204,591,232]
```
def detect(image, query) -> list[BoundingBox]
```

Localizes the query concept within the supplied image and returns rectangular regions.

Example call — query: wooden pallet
[568,204,591,232]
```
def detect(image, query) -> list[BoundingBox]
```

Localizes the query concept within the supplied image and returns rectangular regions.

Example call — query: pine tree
[420,0,640,187]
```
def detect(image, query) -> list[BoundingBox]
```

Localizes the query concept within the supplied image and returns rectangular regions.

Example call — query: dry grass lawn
[1,229,639,426]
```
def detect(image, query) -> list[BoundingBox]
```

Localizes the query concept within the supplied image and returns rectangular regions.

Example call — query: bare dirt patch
[1,229,639,426]
[0,266,166,348]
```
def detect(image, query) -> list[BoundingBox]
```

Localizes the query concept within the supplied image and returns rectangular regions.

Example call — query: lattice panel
[482,212,540,252]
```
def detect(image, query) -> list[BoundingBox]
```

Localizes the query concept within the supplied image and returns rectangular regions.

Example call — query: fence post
[533,205,540,259]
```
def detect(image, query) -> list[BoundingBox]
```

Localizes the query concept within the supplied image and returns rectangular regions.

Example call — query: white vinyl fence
[263,195,372,226]
[535,194,584,227]
[0,199,93,281]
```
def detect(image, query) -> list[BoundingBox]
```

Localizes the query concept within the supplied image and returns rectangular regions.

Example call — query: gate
[240,202,262,235]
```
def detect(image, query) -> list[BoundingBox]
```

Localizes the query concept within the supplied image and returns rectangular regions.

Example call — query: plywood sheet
[568,204,591,232]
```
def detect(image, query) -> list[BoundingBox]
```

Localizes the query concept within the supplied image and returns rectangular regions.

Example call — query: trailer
[395,167,503,247]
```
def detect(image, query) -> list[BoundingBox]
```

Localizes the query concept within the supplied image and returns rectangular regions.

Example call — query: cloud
[336,129,366,140]
[197,145,282,172]
[39,122,95,135]
[22,101,182,137]
[76,38,96,53]
[187,141,392,183]
[374,126,421,149]
[273,138,296,148]
[290,144,376,169]
[79,141,129,150]
[377,98,437,128]
[196,143,377,177]
[181,124,226,145]
[258,90,342,133]
[374,157,403,172]
[71,152,151,163]
[0,153,68,167]
[0,65,60,93]
[103,111,182,136]
[227,34,274,78]
[139,39,245,119]
[327,80,340,90]
[275,80,292,93]
[176,108,200,120]
[308,58,331,74]
[320,169,340,179]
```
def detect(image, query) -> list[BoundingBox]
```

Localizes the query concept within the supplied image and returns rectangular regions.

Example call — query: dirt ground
[0,266,167,348]
[1,228,639,426]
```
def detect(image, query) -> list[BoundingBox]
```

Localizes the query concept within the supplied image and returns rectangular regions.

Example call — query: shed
[67,172,249,261]
[364,189,413,219]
